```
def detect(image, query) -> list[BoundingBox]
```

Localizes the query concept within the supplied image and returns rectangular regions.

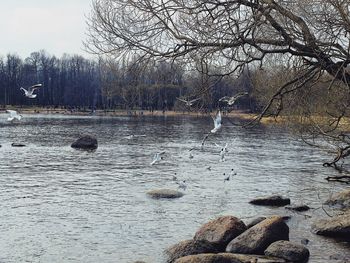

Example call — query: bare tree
[86,0,350,175]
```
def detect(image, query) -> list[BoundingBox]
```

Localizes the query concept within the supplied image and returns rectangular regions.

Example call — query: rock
[246,217,266,228]
[264,240,310,263]
[226,216,289,255]
[71,135,98,150]
[146,189,184,199]
[11,143,26,147]
[174,253,287,263]
[285,205,310,212]
[311,212,350,239]
[194,216,247,250]
[165,239,219,263]
[249,195,290,206]
[325,188,350,209]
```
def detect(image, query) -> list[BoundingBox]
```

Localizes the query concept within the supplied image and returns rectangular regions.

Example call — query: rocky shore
[136,189,350,263]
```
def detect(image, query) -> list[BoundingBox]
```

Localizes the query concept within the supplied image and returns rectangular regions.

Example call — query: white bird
[230,169,237,177]
[6,110,22,121]
[176,97,200,107]
[189,149,194,159]
[219,92,248,106]
[211,111,222,133]
[201,111,223,149]
[219,143,228,162]
[176,180,187,190]
[150,151,165,165]
[20,83,42,98]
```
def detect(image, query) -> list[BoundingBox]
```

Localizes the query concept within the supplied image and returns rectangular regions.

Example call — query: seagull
[189,149,194,159]
[211,111,222,133]
[6,110,22,121]
[150,151,165,165]
[20,83,42,98]
[176,97,200,107]
[172,173,178,181]
[219,143,228,162]
[230,169,237,177]
[219,92,248,106]
[176,180,187,190]
[223,173,230,182]
[201,111,222,148]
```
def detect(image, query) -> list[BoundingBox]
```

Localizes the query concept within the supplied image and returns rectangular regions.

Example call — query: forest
[0,50,255,112]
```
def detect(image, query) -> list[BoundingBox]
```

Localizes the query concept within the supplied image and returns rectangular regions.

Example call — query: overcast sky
[0,0,93,58]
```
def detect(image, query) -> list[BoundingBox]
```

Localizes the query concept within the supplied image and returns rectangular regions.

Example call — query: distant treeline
[0,50,257,111]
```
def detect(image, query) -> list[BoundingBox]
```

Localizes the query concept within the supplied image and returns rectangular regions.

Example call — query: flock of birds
[5,85,246,187]
[5,84,42,121]
[150,91,248,189]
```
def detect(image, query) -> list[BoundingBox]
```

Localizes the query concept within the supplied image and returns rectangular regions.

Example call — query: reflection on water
[0,113,349,263]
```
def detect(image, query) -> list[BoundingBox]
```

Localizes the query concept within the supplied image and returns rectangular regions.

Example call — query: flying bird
[150,151,165,165]
[20,83,42,98]
[219,92,248,106]
[201,111,222,148]
[176,97,200,107]
[6,110,22,122]
[211,111,222,133]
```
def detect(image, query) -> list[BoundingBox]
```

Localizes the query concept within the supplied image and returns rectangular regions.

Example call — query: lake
[0,113,349,262]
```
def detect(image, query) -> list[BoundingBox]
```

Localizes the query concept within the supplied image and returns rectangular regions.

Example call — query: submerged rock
[11,142,26,147]
[325,188,350,209]
[264,240,310,262]
[249,195,290,206]
[311,212,350,239]
[174,253,287,263]
[226,216,289,254]
[285,205,310,212]
[194,216,247,250]
[165,239,219,263]
[71,135,98,150]
[146,189,184,199]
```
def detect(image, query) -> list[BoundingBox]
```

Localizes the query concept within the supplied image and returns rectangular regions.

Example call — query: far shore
[5,106,348,129]
[2,106,261,120]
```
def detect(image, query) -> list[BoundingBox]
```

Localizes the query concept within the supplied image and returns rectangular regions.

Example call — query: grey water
[0,113,349,263]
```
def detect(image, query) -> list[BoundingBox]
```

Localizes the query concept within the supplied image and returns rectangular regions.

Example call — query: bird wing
[20,87,28,94]
[28,84,42,92]
[31,83,42,89]
[189,98,200,104]
[219,96,229,102]
[233,91,248,98]
[176,97,188,103]
[214,111,222,128]
[6,110,17,117]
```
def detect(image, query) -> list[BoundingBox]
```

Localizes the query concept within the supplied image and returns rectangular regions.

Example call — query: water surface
[0,113,349,263]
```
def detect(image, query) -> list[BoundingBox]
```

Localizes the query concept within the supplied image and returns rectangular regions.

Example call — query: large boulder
[165,239,219,263]
[264,240,310,263]
[146,189,184,199]
[194,216,247,250]
[325,188,350,209]
[226,216,289,254]
[174,253,287,263]
[311,212,350,239]
[71,135,98,150]
[246,217,266,229]
[249,195,290,206]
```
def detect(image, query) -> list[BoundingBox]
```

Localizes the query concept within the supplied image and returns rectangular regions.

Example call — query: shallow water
[0,113,349,263]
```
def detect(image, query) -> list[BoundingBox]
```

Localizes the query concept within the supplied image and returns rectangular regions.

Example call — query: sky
[0,0,93,58]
